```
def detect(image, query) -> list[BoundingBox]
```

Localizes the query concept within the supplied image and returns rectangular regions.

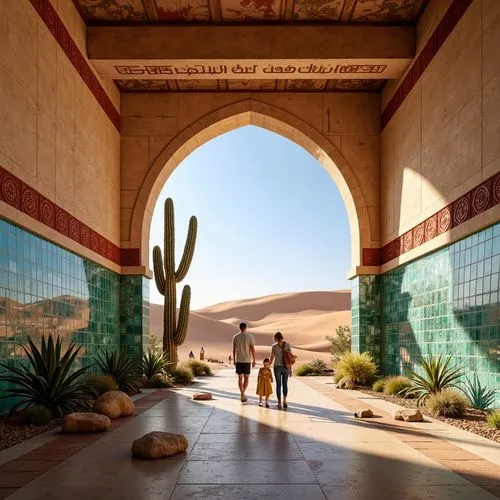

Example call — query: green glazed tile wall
[381,223,500,408]
[0,219,148,413]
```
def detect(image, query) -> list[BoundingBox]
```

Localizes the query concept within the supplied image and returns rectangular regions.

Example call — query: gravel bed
[359,388,500,443]
[0,420,57,451]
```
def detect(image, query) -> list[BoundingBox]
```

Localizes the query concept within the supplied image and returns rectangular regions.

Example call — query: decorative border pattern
[120,248,141,266]
[381,0,473,130]
[0,165,121,265]
[371,171,500,266]
[28,0,120,132]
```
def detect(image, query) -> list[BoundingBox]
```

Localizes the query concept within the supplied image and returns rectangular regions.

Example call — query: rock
[62,412,111,433]
[192,392,212,401]
[337,377,355,390]
[93,391,135,419]
[131,432,188,459]
[393,409,424,422]
[354,408,373,418]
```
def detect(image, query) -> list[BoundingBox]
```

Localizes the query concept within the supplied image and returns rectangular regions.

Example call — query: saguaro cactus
[153,198,197,367]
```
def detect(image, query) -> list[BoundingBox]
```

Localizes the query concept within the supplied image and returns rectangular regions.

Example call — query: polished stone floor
[4,369,500,499]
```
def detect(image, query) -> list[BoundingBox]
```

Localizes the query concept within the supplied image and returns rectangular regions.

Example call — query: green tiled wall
[0,219,148,413]
[381,223,500,408]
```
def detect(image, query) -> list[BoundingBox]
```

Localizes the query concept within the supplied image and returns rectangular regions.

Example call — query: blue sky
[149,126,351,309]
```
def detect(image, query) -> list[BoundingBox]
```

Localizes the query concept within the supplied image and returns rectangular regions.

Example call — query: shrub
[372,379,385,392]
[183,360,212,377]
[403,355,464,404]
[0,335,93,416]
[148,373,173,388]
[96,349,142,394]
[169,366,194,385]
[23,405,52,426]
[335,352,377,386]
[295,363,322,377]
[86,375,118,396]
[487,411,500,429]
[426,390,468,418]
[142,349,169,379]
[460,373,496,411]
[309,359,328,371]
[384,376,413,396]
[333,371,344,384]
[325,325,351,363]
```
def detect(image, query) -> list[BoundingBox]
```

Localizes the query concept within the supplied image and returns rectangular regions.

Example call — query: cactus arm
[174,285,191,345]
[152,246,166,294]
[164,198,176,277]
[175,216,197,282]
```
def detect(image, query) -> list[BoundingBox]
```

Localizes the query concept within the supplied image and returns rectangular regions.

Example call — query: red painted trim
[376,172,500,266]
[28,0,120,132]
[120,248,141,266]
[381,0,473,130]
[0,165,121,266]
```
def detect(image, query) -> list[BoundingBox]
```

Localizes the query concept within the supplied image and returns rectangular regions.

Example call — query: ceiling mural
[74,0,427,23]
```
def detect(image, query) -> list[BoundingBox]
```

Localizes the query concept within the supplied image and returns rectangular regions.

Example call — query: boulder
[337,377,355,390]
[93,391,135,419]
[393,409,424,422]
[62,412,111,433]
[192,392,213,401]
[131,432,188,459]
[354,408,373,418]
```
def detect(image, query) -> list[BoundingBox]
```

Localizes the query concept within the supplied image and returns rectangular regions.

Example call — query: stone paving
[1,369,499,499]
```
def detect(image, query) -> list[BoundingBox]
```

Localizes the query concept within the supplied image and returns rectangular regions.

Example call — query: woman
[269,332,291,410]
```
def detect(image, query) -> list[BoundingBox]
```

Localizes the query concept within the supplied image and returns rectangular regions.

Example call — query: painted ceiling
[74,0,427,24]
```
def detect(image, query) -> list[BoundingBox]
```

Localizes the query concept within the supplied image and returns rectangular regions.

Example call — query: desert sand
[149,290,351,365]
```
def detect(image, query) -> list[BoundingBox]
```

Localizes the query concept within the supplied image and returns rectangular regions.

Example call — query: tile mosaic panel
[381,223,500,408]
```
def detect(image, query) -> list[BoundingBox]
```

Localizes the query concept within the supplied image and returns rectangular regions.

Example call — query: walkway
[1,369,499,499]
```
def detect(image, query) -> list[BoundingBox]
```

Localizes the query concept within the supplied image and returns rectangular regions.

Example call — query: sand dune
[150,290,351,365]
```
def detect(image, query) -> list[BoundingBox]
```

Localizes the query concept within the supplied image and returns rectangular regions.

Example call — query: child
[256,358,273,408]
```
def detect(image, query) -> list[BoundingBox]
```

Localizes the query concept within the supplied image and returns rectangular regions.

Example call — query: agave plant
[401,355,464,404]
[142,349,170,379]
[460,373,496,411]
[96,348,141,394]
[0,336,93,416]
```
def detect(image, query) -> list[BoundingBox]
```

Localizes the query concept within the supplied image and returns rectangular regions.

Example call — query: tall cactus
[153,198,197,367]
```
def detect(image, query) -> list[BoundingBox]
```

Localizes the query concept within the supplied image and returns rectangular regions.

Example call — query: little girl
[256,358,273,408]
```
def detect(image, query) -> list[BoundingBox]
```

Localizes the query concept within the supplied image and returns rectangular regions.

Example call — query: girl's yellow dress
[256,367,273,397]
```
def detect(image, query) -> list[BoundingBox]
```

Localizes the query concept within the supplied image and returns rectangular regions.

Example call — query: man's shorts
[235,362,251,375]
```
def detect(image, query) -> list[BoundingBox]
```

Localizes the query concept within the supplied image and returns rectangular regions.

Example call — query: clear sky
[149,125,351,309]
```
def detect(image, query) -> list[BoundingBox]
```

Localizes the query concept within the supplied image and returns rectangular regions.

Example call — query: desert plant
[148,333,162,354]
[95,349,141,394]
[402,355,464,404]
[333,371,344,384]
[460,373,496,411]
[147,373,173,388]
[372,379,385,392]
[295,363,323,377]
[309,359,328,371]
[142,349,170,379]
[335,351,377,386]
[23,405,53,426]
[426,390,468,418]
[0,335,93,416]
[153,198,197,367]
[86,374,118,395]
[487,411,500,429]
[168,366,194,385]
[183,359,212,377]
[325,325,351,363]
[383,376,413,396]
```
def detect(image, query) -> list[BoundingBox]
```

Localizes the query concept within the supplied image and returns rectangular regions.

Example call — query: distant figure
[256,358,273,408]
[189,351,195,360]
[228,354,232,364]
[232,322,256,403]
[200,347,205,361]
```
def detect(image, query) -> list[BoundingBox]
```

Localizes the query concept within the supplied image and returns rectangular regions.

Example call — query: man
[232,322,256,402]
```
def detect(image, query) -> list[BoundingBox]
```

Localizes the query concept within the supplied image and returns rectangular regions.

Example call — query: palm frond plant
[0,335,93,417]
[460,373,496,411]
[401,355,464,404]
[142,349,170,379]
[96,348,141,394]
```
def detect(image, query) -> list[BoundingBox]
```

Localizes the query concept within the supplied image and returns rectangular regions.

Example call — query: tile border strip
[28,0,120,132]
[380,0,473,130]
